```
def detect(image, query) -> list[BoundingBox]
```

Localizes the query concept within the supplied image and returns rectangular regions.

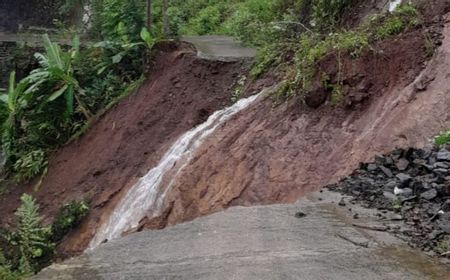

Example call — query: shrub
[435,130,450,147]
[0,249,22,280]
[312,0,357,31]
[51,201,89,242]
[183,5,223,35]
[7,194,54,274]
[100,0,145,42]
[12,150,48,183]
[0,266,22,280]
[375,3,419,40]
[253,3,419,102]
[0,196,90,276]
[1,30,150,182]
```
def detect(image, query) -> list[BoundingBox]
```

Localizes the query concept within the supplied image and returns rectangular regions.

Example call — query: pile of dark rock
[328,147,450,258]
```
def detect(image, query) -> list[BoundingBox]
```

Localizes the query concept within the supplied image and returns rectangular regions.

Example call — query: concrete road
[32,191,450,280]
[0,32,255,61]
[182,36,256,61]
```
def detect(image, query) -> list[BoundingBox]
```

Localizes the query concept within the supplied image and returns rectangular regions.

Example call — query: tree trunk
[146,0,152,30]
[162,0,169,36]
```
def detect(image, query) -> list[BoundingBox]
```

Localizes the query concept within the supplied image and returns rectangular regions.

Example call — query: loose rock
[421,189,437,200]
[328,147,450,259]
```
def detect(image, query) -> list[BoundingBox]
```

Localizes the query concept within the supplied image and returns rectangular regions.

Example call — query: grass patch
[435,130,450,147]
[251,3,420,104]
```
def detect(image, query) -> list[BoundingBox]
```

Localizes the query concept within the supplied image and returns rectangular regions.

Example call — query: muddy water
[377,246,450,279]
[88,89,267,249]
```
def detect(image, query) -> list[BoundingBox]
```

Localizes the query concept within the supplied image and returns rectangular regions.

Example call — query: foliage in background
[100,0,146,41]
[312,0,357,31]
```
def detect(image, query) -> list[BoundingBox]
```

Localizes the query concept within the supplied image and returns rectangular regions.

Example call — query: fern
[9,194,54,274]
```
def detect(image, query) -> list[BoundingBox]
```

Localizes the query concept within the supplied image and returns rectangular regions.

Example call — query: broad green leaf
[48,84,68,101]
[140,27,152,44]
[72,35,80,54]
[64,85,74,117]
[7,71,16,111]
[43,34,63,70]
[97,66,108,75]
[0,94,7,103]
[112,53,123,64]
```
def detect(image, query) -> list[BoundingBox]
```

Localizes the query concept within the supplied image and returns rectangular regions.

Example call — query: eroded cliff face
[141,14,450,230]
[2,1,450,258]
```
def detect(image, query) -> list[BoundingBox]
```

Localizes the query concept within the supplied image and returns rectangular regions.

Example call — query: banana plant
[1,72,28,160]
[4,72,28,132]
[23,34,93,120]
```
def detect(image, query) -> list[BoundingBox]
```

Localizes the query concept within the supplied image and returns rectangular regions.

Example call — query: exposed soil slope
[0,42,248,256]
[2,1,450,259]
[143,13,450,230]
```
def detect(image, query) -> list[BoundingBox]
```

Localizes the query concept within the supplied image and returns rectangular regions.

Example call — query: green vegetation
[435,130,450,147]
[312,0,356,31]
[51,200,89,242]
[436,238,450,254]
[0,31,152,183]
[375,3,419,40]
[2,194,53,276]
[0,195,89,278]
[251,2,419,101]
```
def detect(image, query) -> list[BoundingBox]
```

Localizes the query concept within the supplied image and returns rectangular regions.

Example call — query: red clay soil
[141,14,450,230]
[0,41,249,256]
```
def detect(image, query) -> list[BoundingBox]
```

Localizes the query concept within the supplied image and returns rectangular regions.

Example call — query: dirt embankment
[2,0,450,259]
[141,10,450,230]
[0,42,249,256]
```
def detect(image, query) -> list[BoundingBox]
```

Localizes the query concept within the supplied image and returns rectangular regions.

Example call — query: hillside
[0,0,450,279]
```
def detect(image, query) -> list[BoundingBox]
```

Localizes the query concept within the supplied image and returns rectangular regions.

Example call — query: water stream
[89,91,264,249]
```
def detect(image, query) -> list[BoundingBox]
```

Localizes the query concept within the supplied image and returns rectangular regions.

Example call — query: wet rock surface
[31,191,450,280]
[329,147,450,259]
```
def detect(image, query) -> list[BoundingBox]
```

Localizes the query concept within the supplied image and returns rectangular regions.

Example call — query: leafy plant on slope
[6,194,54,274]
[51,200,89,243]
[435,131,450,147]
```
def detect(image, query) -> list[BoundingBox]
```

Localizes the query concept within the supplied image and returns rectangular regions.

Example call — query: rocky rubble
[328,146,450,259]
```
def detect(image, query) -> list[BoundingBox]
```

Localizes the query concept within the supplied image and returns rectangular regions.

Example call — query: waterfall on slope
[89,91,264,249]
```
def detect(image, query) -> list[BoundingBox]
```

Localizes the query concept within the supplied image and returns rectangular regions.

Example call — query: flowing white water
[388,0,402,12]
[89,92,263,249]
